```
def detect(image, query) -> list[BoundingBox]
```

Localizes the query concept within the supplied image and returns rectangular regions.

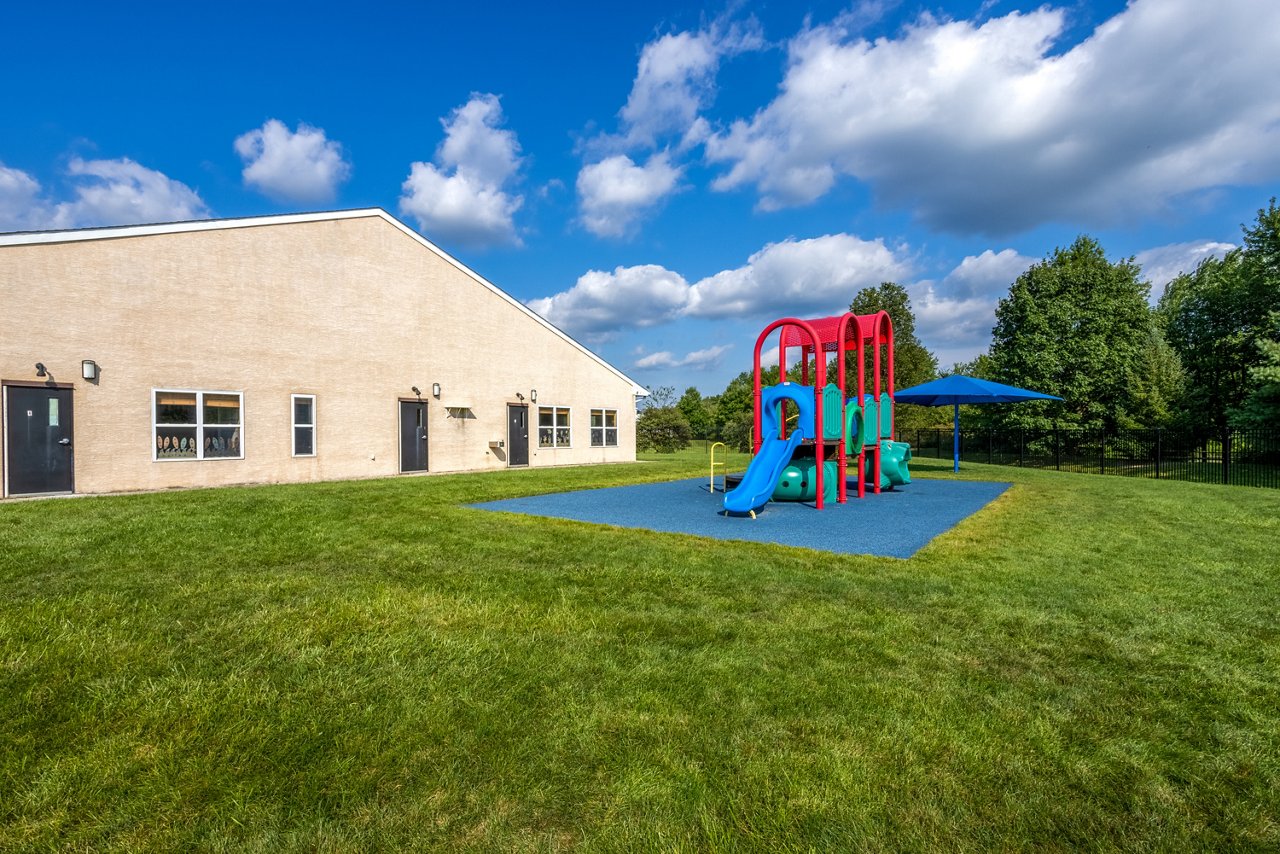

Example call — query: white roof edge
[0,208,649,395]
[0,208,384,246]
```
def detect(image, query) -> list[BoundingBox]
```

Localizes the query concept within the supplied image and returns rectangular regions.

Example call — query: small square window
[537,406,571,448]
[590,408,618,447]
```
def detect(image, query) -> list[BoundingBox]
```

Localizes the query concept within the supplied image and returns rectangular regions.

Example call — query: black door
[399,401,428,472]
[5,385,74,495]
[507,404,529,466]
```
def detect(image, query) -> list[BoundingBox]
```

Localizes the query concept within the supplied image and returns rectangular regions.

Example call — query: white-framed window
[292,394,316,457]
[153,389,243,461]
[537,406,571,448]
[590,409,618,447]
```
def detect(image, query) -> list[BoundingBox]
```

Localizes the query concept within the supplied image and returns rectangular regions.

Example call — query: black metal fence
[904,427,1280,489]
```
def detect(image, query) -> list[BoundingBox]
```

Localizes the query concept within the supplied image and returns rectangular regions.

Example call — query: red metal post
[835,314,851,503]
[882,311,896,436]
[856,325,866,499]
[777,334,788,441]
[872,316,883,494]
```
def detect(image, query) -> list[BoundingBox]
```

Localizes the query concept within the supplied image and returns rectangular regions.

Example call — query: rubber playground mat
[471,477,1011,559]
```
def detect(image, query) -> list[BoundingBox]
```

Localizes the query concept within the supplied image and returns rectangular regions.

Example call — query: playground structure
[723,312,912,516]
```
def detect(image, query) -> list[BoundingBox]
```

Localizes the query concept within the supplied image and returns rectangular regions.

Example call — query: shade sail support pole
[953,403,960,472]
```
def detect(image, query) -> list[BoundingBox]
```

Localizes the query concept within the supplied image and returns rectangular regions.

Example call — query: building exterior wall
[0,213,639,496]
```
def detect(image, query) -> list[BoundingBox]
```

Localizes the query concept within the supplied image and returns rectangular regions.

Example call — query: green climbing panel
[878,392,893,439]
[821,384,844,441]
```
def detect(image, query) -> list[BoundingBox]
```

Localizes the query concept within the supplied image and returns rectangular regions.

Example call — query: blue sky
[4,0,1277,394]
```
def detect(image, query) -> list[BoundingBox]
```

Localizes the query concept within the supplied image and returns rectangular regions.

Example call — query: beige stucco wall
[0,214,638,496]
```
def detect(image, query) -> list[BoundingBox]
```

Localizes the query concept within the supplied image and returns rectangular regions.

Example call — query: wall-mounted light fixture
[432,382,441,398]
[35,362,47,378]
[530,389,538,403]
[81,360,99,382]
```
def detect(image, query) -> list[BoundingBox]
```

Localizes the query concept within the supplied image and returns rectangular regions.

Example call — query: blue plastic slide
[723,428,804,514]
[725,383,815,515]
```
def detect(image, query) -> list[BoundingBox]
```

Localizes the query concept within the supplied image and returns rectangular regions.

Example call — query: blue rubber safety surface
[471,477,1011,559]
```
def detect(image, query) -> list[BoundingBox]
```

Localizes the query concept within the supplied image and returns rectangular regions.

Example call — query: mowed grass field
[2,453,1278,851]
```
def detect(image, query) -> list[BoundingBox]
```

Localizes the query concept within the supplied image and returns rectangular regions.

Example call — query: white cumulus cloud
[706,0,1280,234]
[607,19,764,153]
[530,231,912,339]
[619,31,723,150]
[686,233,911,319]
[400,94,524,248]
[0,163,53,231]
[634,344,733,371]
[577,153,683,237]
[528,264,691,340]
[1135,240,1235,299]
[51,157,210,228]
[235,119,351,203]
[576,17,763,238]
[911,249,1034,367]
[2,158,210,232]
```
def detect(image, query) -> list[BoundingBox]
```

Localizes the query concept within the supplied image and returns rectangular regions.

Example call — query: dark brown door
[507,404,529,466]
[5,385,74,495]
[399,401,428,472]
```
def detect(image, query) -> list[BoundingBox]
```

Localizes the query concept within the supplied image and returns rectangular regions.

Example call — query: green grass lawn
[2,455,1278,851]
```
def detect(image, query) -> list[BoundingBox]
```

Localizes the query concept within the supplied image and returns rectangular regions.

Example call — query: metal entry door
[507,404,529,466]
[399,401,428,472]
[5,385,75,495]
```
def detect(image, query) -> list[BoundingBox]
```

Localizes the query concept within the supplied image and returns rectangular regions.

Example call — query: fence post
[1019,429,1025,467]
[988,429,993,465]
[1100,429,1106,475]
[1155,428,1161,479]
[1223,427,1231,485]
[1054,426,1061,471]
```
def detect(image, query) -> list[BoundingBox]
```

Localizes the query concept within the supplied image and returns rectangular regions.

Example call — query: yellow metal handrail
[709,442,727,493]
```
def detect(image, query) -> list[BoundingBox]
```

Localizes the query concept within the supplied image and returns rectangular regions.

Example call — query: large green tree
[1124,327,1187,429]
[1159,199,1280,430]
[1232,311,1280,427]
[676,386,714,438]
[987,236,1154,431]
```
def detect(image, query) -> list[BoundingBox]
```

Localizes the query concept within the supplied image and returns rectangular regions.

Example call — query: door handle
[58,438,72,445]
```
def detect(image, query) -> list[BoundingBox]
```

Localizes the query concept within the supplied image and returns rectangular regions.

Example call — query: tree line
[639,198,1280,452]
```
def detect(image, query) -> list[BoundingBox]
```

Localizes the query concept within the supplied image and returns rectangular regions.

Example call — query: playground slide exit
[725,382,817,515]
[723,429,804,515]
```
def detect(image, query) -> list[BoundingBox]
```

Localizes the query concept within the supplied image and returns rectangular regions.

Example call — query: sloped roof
[0,208,647,396]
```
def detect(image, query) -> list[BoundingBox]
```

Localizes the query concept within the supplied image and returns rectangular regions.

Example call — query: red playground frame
[750,310,896,508]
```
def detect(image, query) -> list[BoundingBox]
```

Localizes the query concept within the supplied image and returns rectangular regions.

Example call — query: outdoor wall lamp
[35,362,47,377]
[530,389,537,403]
[81,360,98,382]
[432,382,441,398]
